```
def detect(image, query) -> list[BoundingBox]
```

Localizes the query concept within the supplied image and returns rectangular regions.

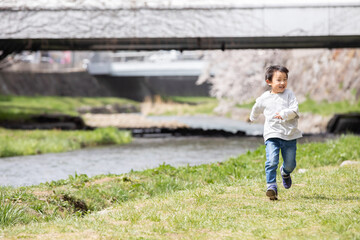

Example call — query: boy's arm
[278,92,299,120]
[249,99,264,122]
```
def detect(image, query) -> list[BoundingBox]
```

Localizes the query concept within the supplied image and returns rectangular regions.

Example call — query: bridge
[1,0,360,60]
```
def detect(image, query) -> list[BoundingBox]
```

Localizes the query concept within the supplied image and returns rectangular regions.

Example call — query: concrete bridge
[1,0,360,59]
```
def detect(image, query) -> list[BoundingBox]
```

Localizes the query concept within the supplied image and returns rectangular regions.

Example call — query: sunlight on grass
[0,135,359,239]
[2,165,359,239]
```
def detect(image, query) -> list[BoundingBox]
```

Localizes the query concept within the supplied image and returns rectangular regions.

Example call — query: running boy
[249,65,302,200]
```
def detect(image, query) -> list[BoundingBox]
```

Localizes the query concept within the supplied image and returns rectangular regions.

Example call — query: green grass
[153,96,219,116]
[0,95,217,119]
[0,192,26,227]
[0,127,132,158]
[0,95,139,121]
[0,135,359,239]
[235,97,360,116]
[168,96,218,104]
[298,98,360,116]
[236,100,256,109]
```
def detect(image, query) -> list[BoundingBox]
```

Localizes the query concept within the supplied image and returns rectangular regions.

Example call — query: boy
[249,65,302,200]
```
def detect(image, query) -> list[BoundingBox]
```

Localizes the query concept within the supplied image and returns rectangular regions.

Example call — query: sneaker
[280,166,292,189]
[266,185,278,200]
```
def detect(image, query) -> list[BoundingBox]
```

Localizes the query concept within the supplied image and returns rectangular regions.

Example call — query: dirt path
[82,113,188,129]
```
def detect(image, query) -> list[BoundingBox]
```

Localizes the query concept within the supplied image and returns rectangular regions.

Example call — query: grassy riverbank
[237,98,360,116]
[1,135,359,239]
[0,127,132,158]
[143,96,219,116]
[0,95,139,121]
[1,95,359,120]
[0,95,219,123]
[299,98,360,116]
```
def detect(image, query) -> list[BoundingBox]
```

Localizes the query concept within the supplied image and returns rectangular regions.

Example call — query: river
[0,136,264,187]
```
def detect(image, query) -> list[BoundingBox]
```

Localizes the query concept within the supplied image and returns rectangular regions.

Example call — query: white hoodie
[250,89,302,141]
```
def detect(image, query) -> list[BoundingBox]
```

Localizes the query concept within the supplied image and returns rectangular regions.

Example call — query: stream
[0,134,334,187]
[0,136,264,187]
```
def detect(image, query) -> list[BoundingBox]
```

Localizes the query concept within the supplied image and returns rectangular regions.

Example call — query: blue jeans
[265,138,297,185]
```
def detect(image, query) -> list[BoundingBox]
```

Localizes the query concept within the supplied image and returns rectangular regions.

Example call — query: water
[0,136,263,187]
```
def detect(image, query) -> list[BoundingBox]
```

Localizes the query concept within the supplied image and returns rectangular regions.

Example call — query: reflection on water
[0,137,263,187]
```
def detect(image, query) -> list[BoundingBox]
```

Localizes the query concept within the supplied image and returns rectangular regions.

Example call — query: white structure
[88,61,206,76]
[87,51,207,76]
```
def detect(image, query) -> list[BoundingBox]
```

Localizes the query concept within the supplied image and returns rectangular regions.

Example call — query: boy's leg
[280,139,297,189]
[265,138,280,187]
[280,139,297,175]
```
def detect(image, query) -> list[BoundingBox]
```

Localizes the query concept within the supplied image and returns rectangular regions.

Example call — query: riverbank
[0,127,131,158]
[1,135,359,238]
[1,94,359,135]
[0,95,140,121]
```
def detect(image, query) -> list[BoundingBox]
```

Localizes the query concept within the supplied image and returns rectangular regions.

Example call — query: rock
[340,160,360,167]
[298,113,332,134]
[298,169,308,173]
[327,113,360,134]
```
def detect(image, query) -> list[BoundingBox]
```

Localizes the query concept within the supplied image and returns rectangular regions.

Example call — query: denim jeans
[265,138,297,185]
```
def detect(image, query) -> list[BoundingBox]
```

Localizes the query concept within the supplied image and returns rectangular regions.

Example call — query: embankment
[0,70,210,101]
[0,70,110,97]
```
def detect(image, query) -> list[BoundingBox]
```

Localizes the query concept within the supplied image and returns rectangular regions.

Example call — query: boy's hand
[274,113,283,120]
[246,117,252,123]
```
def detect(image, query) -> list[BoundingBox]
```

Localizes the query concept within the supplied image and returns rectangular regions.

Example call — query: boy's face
[266,71,287,94]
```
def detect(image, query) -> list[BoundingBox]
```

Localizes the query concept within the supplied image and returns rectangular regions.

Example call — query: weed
[0,203,25,227]
[0,192,26,227]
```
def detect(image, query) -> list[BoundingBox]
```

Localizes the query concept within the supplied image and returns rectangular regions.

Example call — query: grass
[0,95,139,121]
[145,96,219,116]
[236,100,256,109]
[0,95,133,158]
[1,94,359,120]
[0,127,132,158]
[235,97,360,116]
[0,95,218,121]
[298,98,360,116]
[0,135,359,239]
[168,96,218,104]
[172,96,360,116]
[0,192,25,227]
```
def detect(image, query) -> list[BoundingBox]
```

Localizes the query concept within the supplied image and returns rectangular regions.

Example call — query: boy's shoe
[280,166,292,189]
[266,185,278,200]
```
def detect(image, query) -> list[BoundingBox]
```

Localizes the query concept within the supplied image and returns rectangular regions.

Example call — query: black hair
[265,65,289,82]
